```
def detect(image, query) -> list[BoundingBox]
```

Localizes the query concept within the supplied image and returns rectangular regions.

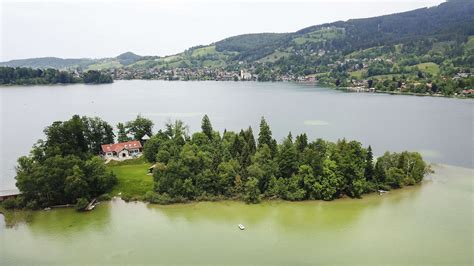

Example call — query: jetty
[85,199,98,211]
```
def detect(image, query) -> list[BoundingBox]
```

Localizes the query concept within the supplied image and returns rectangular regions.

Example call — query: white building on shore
[101,140,142,161]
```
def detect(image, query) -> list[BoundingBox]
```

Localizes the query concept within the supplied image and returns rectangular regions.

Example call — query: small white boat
[378,190,388,194]
[238,224,245,230]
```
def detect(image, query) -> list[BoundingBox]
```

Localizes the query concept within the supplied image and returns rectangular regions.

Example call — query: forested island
[0,67,113,85]
[2,115,430,211]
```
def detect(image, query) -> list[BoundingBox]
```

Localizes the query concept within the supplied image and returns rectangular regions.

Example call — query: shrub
[75,198,89,211]
[97,193,111,201]
[25,200,38,210]
[2,198,18,210]
[144,192,184,204]
[121,194,132,202]
[378,184,391,191]
[144,191,156,202]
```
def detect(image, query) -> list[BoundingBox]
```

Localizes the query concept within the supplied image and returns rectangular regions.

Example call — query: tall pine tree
[258,117,277,157]
[258,117,273,148]
[365,145,374,181]
[201,114,213,140]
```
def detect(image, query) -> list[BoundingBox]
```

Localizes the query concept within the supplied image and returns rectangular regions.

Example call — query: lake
[1,80,472,190]
[1,164,472,264]
[0,81,473,264]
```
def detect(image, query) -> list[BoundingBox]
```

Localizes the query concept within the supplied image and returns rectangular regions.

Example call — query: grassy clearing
[416,62,440,75]
[162,54,182,62]
[107,157,154,199]
[294,28,345,45]
[349,70,365,79]
[370,73,407,79]
[87,59,122,70]
[191,45,216,57]
[260,51,292,63]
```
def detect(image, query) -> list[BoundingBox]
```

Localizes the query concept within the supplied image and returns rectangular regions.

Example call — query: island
[1,114,430,212]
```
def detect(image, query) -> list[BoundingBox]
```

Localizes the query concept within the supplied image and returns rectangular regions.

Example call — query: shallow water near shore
[1,164,472,264]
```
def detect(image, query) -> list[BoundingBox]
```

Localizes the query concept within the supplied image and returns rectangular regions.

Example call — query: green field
[370,73,400,79]
[87,59,122,70]
[293,28,344,45]
[108,157,154,199]
[416,62,440,75]
[260,51,292,63]
[191,45,217,57]
[349,70,365,79]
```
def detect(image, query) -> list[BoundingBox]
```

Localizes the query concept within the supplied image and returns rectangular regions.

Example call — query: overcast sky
[0,0,445,61]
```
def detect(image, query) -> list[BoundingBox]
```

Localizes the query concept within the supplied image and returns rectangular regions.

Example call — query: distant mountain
[0,57,96,69]
[0,52,143,70]
[209,0,474,61]
[1,0,473,73]
[116,52,142,66]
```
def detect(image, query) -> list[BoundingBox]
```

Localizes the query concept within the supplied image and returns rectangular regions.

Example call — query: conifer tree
[244,126,256,155]
[365,145,374,181]
[201,114,213,140]
[258,117,273,148]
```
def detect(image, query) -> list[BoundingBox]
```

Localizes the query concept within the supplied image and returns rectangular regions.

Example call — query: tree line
[5,114,430,211]
[0,67,113,85]
[13,116,117,210]
[7,115,155,210]
[143,115,430,204]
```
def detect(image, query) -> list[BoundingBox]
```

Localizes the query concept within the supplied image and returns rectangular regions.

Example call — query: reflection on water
[1,164,472,264]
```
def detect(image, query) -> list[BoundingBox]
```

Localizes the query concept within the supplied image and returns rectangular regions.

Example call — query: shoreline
[335,86,473,99]
[2,163,471,215]
[4,162,473,228]
[1,79,472,99]
[0,180,424,216]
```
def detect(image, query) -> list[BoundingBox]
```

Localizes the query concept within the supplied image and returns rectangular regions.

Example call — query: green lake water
[1,164,472,265]
[1,81,473,264]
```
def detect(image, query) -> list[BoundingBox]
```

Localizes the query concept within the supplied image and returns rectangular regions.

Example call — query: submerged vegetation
[3,114,430,212]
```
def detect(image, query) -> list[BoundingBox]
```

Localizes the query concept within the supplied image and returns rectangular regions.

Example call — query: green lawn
[107,157,154,198]
[416,62,440,75]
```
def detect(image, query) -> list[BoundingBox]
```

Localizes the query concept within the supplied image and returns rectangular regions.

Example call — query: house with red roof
[101,140,143,160]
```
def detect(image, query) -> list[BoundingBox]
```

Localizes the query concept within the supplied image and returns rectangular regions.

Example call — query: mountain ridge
[2,0,473,70]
